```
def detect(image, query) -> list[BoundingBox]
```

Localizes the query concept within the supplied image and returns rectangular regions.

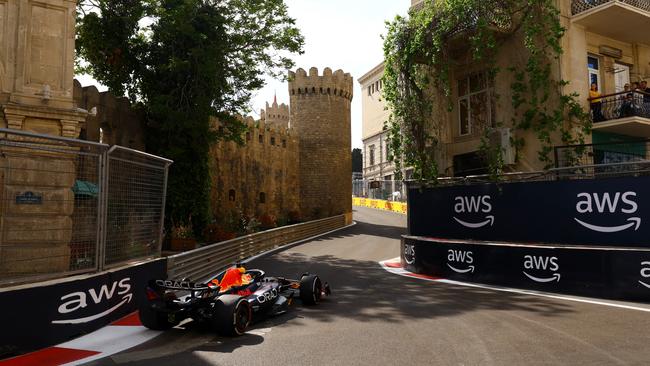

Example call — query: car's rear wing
[149,279,210,292]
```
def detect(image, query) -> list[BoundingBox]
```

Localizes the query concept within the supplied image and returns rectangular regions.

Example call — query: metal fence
[167,215,347,282]
[555,139,650,168]
[572,0,650,15]
[0,129,171,287]
[589,91,650,123]
[352,179,407,202]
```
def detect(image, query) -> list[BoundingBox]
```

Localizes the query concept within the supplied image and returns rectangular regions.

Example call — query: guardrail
[167,215,348,281]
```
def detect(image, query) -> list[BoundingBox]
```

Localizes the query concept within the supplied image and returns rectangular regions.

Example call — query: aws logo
[640,262,650,289]
[523,255,560,283]
[453,195,494,229]
[52,278,132,325]
[404,243,416,265]
[446,249,475,274]
[574,192,641,233]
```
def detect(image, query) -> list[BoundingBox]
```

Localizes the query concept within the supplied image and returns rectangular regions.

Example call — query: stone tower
[260,95,290,129]
[289,67,353,222]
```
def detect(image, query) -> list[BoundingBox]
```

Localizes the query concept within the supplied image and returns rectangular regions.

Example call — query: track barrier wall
[408,175,650,247]
[353,197,407,214]
[404,174,650,303]
[0,213,350,360]
[0,259,165,358]
[401,236,650,302]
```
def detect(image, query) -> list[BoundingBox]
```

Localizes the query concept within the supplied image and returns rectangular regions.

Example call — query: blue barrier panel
[407,176,650,247]
[401,236,650,303]
[0,259,166,358]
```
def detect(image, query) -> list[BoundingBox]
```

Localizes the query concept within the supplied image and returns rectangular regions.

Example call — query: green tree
[76,0,304,236]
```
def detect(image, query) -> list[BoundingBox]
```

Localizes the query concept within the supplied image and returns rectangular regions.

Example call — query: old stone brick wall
[290,67,353,221]
[210,117,300,230]
[73,80,146,150]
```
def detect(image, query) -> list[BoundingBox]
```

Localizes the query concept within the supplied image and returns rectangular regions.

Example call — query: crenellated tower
[260,95,290,129]
[289,67,353,222]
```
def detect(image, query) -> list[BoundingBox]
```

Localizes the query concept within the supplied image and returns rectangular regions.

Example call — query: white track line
[379,257,650,313]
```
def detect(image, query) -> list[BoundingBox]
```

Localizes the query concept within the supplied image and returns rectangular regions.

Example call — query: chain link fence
[352,179,406,202]
[0,129,171,287]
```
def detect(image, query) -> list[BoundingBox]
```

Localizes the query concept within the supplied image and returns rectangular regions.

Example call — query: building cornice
[358,62,385,86]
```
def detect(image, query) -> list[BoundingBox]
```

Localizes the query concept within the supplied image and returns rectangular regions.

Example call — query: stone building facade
[364,0,650,177]
[0,0,87,276]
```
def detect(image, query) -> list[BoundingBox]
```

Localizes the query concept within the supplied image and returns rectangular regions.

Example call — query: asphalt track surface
[90,207,650,366]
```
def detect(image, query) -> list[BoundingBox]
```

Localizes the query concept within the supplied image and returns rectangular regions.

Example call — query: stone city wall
[209,116,300,233]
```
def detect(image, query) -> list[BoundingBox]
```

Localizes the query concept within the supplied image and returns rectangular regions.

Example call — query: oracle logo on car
[453,195,494,229]
[523,255,560,283]
[446,249,475,274]
[640,262,650,289]
[574,192,641,233]
[52,278,132,325]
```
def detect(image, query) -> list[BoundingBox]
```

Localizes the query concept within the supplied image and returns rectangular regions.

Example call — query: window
[246,132,251,141]
[457,72,492,136]
[271,137,276,146]
[259,192,266,204]
[368,86,371,96]
[259,134,263,143]
[385,145,390,161]
[369,145,376,166]
[228,189,236,202]
[371,84,375,94]
[282,139,287,148]
[588,55,601,91]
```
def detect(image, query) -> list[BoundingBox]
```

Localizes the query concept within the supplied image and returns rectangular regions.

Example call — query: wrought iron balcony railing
[588,90,650,123]
[572,0,650,16]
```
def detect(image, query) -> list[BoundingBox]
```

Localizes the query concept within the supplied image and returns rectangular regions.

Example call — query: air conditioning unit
[488,127,515,165]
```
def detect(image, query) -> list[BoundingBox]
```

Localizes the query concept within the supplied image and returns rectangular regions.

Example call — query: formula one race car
[139,266,331,336]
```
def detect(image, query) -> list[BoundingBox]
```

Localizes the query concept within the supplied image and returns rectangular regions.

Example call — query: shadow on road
[248,252,576,327]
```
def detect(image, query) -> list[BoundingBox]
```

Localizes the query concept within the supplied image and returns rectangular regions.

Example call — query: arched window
[259,192,266,204]
[228,189,236,202]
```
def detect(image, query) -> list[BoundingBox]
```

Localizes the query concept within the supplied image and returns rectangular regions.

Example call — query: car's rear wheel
[139,305,177,330]
[212,295,251,336]
[299,274,322,305]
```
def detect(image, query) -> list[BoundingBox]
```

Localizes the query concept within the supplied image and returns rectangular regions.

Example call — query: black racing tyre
[299,274,322,305]
[139,305,177,330]
[212,295,251,336]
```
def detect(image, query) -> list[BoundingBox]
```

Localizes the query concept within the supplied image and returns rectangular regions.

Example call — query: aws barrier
[402,236,650,302]
[408,175,650,247]
[403,174,650,303]
[353,197,407,214]
[0,259,165,357]
[0,215,350,359]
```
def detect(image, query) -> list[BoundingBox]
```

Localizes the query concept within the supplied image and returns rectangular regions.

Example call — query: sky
[76,0,411,149]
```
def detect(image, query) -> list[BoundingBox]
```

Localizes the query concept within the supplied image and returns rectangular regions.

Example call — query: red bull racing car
[139,266,331,336]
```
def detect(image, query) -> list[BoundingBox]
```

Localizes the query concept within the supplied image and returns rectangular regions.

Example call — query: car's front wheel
[299,274,322,305]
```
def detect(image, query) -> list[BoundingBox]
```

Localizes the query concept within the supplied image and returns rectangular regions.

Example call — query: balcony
[571,0,650,44]
[590,91,650,137]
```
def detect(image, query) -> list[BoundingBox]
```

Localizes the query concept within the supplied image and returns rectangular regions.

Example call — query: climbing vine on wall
[382,0,591,181]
